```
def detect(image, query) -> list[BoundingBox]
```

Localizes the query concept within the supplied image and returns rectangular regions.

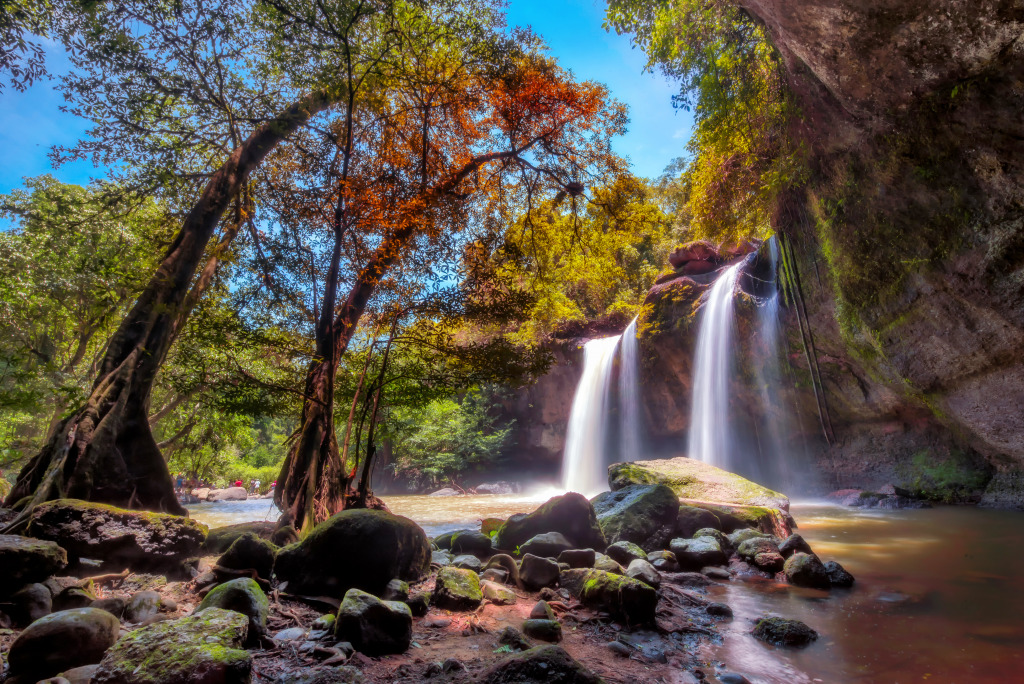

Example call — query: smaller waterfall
[688,262,743,471]
[562,336,621,495]
[618,316,642,461]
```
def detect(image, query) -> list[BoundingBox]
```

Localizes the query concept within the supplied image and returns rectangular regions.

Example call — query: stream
[186,497,1024,683]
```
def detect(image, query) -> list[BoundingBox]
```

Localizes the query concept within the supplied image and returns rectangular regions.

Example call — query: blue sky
[0,0,692,195]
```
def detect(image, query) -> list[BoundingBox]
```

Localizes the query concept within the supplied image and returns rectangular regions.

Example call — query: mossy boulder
[451,530,493,556]
[334,588,412,656]
[783,553,832,589]
[481,580,517,605]
[605,541,646,567]
[557,548,596,568]
[522,618,562,642]
[778,533,813,558]
[608,457,790,511]
[668,537,727,570]
[91,607,251,684]
[728,528,769,547]
[567,569,657,624]
[0,534,68,594]
[7,607,120,680]
[751,616,818,648]
[197,577,269,643]
[217,532,277,580]
[432,567,483,611]
[481,644,604,683]
[520,553,559,590]
[26,499,207,573]
[275,509,430,597]
[519,531,573,558]
[625,559,661,588]
[203,521,276,554]
[675,505,721,537]
[591,484,679,549]
[494,493,606,553]
[686,501,792,537]
[693,528,731,552]
[10,583,52,626]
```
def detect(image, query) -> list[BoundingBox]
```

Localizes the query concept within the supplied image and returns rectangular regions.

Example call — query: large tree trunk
[3,91,337,521]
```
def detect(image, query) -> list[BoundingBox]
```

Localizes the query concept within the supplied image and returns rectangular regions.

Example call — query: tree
[262,2,627,531]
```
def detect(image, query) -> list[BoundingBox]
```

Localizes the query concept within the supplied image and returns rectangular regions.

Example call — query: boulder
[430,488,462,497]
[334,588,412,656]
[751,616,819,648]
[625,559,661,588]
[453,554,483,572]
[123,590,162,623]
[728,528,768,547]
[91,608,250,684]
[690,501,793,537]
[7,607,120,680]
[191,488,211,500]
[53,585,95,611]
[450,530,493,556]
[783,553,832,590]
[494,493,606,553]
[706,602,733,618]
[522,618,562,642]
[646,550,679,572]
[591,484,679,549]
[205,487,248,502]
[26,499,207,573]
[89,597,125,619]
[217,532,277,580]
[431,550,453,567]
[197,577,269,643]
[778,534,813,558]
[0,534,68,592]
[520,554,559,590]
[736,536,780,562]
[9,582,52,626]
[675,505,722,537]
[605,541,646,567]
[565,569,657,624]
[274,509,429,597]
[58,664,100,684]
[203,521,277,554]
[381,579,409,602]
[432,567,482,611]
[557,548,596,568]
[593,553,624,573]
[824,560,855,588]
[693,527,731,551]
[481,645,603,683]
[608,458,790,511]
[270,525,299,547]
[481,580,517,605]
[520,531,573,558]
[669,537,728,570]
[496,626,532,652]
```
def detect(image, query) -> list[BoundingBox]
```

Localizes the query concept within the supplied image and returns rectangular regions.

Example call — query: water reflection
[185,496,1024,682]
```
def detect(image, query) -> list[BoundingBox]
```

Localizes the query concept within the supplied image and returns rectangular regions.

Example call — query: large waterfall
[688,262,743,471]
[618,316,642,461]
[561,336,621,495]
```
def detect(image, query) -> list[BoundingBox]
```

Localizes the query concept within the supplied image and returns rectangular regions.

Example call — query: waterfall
[562,335,621,496]
[619,316,642,461]
[688,262,743,471]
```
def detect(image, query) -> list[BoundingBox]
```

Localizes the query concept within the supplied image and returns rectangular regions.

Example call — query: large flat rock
[608,457,790,511]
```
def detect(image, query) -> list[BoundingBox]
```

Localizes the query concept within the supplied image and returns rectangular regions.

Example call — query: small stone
[605,541,647,567]
[718,673,752,684]
[481,567,508,583]
[217,532,277,581]
[727,528,768,547]
[423,616,452,628]
[647,550,679,572]
[382,578,410,602]
[529,600,556,620]
[751,616,818,647]
[452,554,483,572]
[274,627,307,641]
[483,645,602,683]
[405,592,430,617]
[520,554,559,590]
[312,613,336,631]
[557,548,596,568]
[432,567,482,611]
[522,618,562,642]
[124,591,162,623]
[706,602,733,618]
[496,625,531,651]
[625,559,661,588]
[753,551,785,572]
[693,528,731,551]
[823,560,855,588]
[335,588,412,656]
[606,640,632,657]
[482,580,517,605]
[702,567,731,580]
[431,550,453,567]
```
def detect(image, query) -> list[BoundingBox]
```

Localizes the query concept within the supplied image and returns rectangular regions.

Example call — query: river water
[186,497,1024,683]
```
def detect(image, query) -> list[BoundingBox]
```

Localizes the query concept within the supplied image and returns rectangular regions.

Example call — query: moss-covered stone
[591,484,679,549]
[8,607,120,680]
[197,577,269,643]
[522,618,562,643]
[432,567,482,611]
[481,580,517,605]
[203,521,276,554]
[451,530,493,556]
[751,616,818,648]
[275,509,430,597]
[91,608,251,684]
[693,527,731,551]
[481,644,604,683]
[609,458,789,511]
[685,500,792,537]
[675,505,722,537]
[604,541,646,567]
[783,553,831,589]
[494,493,606,553]
[26,499,207,573]
[0,534,67,595]
[217,532,277,580]
[669,537,727,570]
[572,569,657,624]
[335,588,412,656]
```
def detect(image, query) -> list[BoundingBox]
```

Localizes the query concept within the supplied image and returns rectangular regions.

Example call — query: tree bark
[3,90,339,520]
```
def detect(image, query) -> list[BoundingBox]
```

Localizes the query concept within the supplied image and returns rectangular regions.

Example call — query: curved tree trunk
[3,91,337,522]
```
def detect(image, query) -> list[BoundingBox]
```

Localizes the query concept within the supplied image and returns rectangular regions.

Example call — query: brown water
[187,496,1024,683]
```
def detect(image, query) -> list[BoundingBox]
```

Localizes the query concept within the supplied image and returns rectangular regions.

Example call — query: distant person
[175,473,184,492]
[253,479,261,494]
[234,479,243,488]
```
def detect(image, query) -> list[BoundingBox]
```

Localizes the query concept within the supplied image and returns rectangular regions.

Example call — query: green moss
[895,449,993,503]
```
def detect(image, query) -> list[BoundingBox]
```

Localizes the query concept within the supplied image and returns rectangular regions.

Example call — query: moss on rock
[494,493,606,553]
[432,567,483,611]
[197,577,269,644]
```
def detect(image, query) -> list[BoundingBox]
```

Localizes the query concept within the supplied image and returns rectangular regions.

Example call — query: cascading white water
[688,262,743,471]
[618,316,642,461]
[562,335,621,495]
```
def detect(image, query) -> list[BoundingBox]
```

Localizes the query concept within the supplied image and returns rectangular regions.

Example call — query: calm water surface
[186,497,1024,683]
